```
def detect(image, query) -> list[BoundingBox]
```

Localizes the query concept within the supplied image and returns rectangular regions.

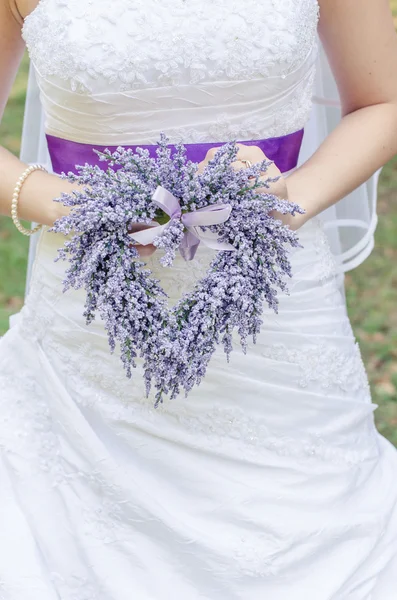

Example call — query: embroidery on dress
[22,0,320,92]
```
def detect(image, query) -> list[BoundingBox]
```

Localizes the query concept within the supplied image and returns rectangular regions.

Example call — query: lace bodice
[23,0,319,92]
[21,0,320,145]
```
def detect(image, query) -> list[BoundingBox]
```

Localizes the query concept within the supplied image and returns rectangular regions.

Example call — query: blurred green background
[1,7,397,445]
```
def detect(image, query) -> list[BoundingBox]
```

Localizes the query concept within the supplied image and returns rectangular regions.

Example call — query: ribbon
[46,129,304,176]
[129,186,235,261]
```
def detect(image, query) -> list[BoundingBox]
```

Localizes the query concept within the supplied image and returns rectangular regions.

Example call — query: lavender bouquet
[50,132,304,406]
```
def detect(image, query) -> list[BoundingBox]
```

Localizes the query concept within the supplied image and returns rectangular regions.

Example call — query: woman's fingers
[233,144,289,200]
[255,169,289,200]
[197,143,265,174]
[136,244,157,257]
[234,142,267,163]
[198,142,289,200]
[128,222,158,257]
[127,222,157,233]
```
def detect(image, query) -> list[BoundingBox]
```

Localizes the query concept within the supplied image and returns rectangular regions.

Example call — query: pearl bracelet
[11,164,48,236]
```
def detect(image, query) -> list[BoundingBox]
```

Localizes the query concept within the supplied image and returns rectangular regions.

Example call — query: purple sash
[46,130,304,175]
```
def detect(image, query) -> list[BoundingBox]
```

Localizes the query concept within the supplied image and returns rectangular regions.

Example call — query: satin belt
[45,130,304,175]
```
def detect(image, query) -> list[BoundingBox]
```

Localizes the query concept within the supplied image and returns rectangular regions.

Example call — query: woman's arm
[0,0,78,227]
[203,0,397,229]
[285,0,397,228]
[0,0,156,255]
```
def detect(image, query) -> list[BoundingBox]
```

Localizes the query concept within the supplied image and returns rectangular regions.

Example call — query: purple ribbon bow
[129,185,235,261]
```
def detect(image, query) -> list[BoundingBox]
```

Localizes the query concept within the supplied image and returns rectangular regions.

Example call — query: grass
[392,0,397,24]
[345,159,397,445]
[0,54,30,333]
[1,13,397,445]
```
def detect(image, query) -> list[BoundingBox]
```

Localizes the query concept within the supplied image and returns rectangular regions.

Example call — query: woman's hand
[51,179,157,258]
[197,142,287,197]
[129,142,295,259]
[196,142,304,230]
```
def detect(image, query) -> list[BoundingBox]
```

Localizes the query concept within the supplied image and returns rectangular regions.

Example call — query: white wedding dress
[1,1,397,598]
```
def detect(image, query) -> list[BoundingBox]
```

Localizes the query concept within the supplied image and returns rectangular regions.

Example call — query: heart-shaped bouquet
[50,132,304,406]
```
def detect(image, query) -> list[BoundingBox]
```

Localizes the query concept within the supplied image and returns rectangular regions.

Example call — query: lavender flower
[49,132,304,406]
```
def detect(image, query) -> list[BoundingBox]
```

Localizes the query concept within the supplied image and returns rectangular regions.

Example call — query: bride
[1,0,397,597]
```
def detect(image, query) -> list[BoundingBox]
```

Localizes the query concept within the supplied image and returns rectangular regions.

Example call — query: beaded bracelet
[11,164,48,236]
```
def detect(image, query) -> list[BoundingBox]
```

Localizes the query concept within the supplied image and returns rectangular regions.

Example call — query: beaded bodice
[21,0,320,145]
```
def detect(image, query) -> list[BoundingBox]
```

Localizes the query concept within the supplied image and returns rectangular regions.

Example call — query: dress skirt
[1,215,397,599]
